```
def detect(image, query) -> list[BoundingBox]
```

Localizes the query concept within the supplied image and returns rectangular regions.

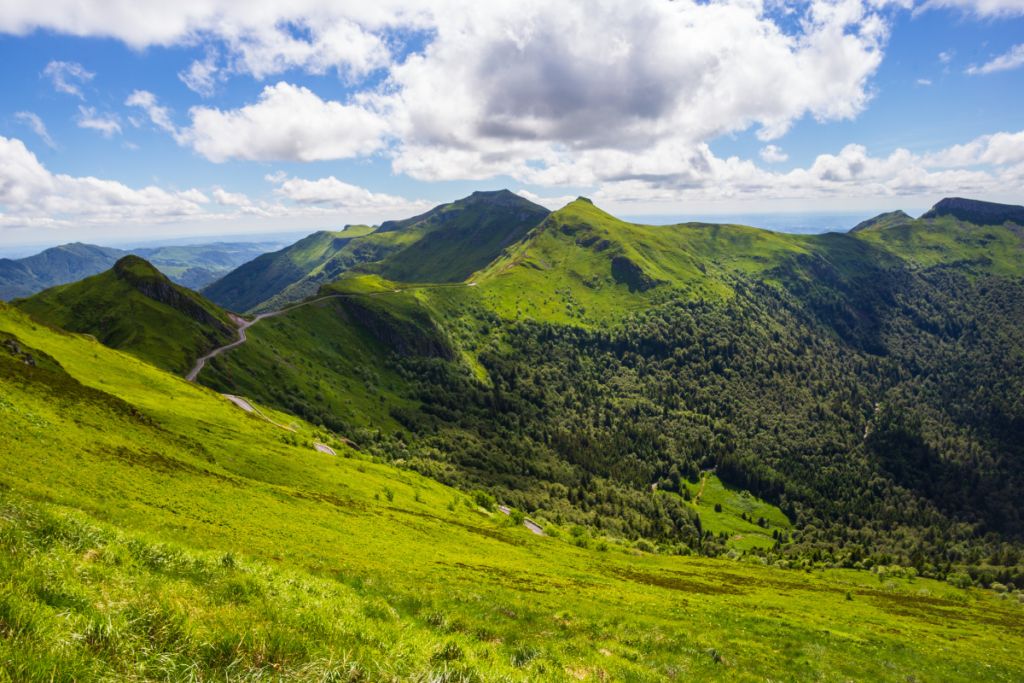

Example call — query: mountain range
[3,192,1024,680]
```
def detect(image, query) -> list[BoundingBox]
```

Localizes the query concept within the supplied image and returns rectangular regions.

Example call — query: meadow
[2,300,1024,681]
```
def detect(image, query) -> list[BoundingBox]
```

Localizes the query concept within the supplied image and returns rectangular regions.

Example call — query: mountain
[849,209,914,232]
[0,242,124,301]
[352,190,551,284]
[193,196,1024,583]
[0,240,281,301]
[204,191,550,315]
[2,194,1024,680]
[11,255,239,374]
[3,296,1018,681]
[200,225,377,313]
[921,197,1024,226]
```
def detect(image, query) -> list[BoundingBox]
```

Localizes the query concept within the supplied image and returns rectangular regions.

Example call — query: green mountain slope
[191,196,1024,584]
[201,226,377,313]
[11,255,238,374]
[1,299,1022,682]
[205,191,549,315]
[0,242,124,301]
[353,189,551,284]
[849,209,913,232]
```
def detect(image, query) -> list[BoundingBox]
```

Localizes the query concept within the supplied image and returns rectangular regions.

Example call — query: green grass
[676,473,792,550]
[2,298,1024,681]
[11,257,238,375]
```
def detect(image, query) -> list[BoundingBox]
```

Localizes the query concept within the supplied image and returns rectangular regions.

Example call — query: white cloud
[515,190,577,211]
[181,82,388,162]
[75,106,121,138]
[0,135,209,228]
[759,145,789,163]
[41,60,94,99]
[966,44,1024,74]
[213,188,252,206]
[14,112,57,149]
[921,130,1024,167]
[917,78,932,85]
[179,49,220,97]
[939,51,955,63]
[269,173,430,213]
[916,0,1024,18]
[125,90,178,134]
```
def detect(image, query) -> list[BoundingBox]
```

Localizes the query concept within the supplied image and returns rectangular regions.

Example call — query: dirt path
[187,283,474,383]
[498,505,545,536]
[695,471,709,503]
[222,394,295,432]
[313,442,336,455]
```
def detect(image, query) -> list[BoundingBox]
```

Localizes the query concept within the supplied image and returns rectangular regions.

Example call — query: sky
[1,0,1023,249]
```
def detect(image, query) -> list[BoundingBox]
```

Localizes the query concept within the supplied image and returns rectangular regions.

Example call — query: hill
[0,240,281,301]
[0,242,124,301]
[921,197,1024,226]
[849,209,913,232]
[351,189,551,284]
[204,191,550,315]
[1,294,1022,681]
[200,225,377,313]
[189,196,1024,583]
[11,255,239,374]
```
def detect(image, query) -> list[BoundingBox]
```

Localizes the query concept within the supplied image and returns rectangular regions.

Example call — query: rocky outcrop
[921,198,1024,227]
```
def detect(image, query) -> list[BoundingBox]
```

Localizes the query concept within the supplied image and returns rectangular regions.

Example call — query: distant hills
[12,255,238,374]
[0,240,282,302]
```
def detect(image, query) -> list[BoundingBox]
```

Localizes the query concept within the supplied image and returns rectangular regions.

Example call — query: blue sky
[0,0,1022,248]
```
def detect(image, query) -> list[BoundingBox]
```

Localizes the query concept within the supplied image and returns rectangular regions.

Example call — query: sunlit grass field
[2,300,1024,681]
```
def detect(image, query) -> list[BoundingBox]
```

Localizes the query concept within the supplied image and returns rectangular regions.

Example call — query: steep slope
[921,197,1024,226]
[198,196,1024,578]
[244,190,549,314]
[201,225,377,313]
[354,189,551,284]
[849,209,913,232]
[11,255,238,374]
[2,300,1020,681]
[0,242,125,301]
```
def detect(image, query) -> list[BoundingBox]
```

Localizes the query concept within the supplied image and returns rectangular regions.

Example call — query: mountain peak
[921,197,1024,226]
[113,255,171,285]
[849,210,913,233]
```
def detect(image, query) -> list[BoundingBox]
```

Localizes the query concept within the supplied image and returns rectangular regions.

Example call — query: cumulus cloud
[75,106,121,137]
[182,82,388,162]
[588,130,1024,207]
[515,190,577,211]
[967,44,1024,74]
[760,145,789,163]
[0,135,209,228]
[269,173,430,212]
[917,78,932,85]
[41,60,94,98]
[14,112,57,149]
[212,188,252,206]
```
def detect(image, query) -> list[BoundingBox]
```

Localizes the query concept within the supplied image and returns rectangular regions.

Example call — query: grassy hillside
[206,191,548,315]
[354,190,550,284]
[849,210,914,232]
[201,226,377,313]
[1,300,1023,681]
[11,256,238,374]
[0,242,124,301]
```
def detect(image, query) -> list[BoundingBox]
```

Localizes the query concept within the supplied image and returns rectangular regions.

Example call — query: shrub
[472,490,496,511]
[634,539,653,553]
[991,582,1007,594]
[947,573,973,589]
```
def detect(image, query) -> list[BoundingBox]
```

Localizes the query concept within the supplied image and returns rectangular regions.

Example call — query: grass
[2,299,1024,681]
[676,473,792,550]
[10,257,237,375]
